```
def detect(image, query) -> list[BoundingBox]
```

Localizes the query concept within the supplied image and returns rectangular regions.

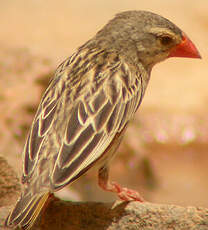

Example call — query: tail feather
[5,192,50,229]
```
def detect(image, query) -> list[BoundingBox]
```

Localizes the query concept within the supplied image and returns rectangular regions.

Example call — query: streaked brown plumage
[5,10,201,229]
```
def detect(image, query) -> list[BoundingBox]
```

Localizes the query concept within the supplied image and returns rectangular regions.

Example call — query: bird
[5,10,201,229]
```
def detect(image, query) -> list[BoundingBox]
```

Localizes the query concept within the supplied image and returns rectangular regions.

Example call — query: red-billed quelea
[5,10,201,229]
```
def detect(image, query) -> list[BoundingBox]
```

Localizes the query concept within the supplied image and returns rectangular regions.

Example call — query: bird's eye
[160,36,173,46]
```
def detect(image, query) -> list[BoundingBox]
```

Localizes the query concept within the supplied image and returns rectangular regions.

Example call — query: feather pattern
[50,63,144,189]
[21,47,145,191]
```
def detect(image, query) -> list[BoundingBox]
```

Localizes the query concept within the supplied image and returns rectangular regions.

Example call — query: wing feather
[22,71,65,181]
[51,66,143,189]
[22,49,144,191]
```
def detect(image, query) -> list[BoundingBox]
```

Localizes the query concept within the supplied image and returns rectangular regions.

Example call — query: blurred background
[0,0,207,207]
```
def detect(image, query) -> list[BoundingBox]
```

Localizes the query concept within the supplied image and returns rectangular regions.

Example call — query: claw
[100,180,144,202]
[114,183,144,202]
[98,167,144,202]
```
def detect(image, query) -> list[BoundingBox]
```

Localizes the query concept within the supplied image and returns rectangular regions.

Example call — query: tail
[5,192,50,230]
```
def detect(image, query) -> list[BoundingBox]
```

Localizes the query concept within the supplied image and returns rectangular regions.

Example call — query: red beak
[168,32,201,59]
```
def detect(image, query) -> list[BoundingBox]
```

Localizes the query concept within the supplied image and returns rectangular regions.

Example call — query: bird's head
[95,11,201,70]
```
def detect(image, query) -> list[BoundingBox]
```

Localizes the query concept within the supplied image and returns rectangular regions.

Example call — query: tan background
[0,0,207,207]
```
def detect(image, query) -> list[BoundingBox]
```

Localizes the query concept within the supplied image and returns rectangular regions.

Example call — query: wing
[22,48,92,182]
[50,61,144,190]
[22,48,144,191]
[22,55,70,183]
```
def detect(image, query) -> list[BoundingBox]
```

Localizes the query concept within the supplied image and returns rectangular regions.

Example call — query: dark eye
[160,36,173,46]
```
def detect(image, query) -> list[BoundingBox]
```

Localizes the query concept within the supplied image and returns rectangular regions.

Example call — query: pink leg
[98,166,144,202]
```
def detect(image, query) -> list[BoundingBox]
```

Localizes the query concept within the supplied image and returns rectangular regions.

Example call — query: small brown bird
[5,10,201,229]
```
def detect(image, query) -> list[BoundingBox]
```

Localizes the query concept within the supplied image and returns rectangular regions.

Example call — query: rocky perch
[0,155,208,230]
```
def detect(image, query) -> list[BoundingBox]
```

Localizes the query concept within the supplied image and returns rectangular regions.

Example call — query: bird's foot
[112,181,144,201]
[98,166,144,202]
[99,179,144,202]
